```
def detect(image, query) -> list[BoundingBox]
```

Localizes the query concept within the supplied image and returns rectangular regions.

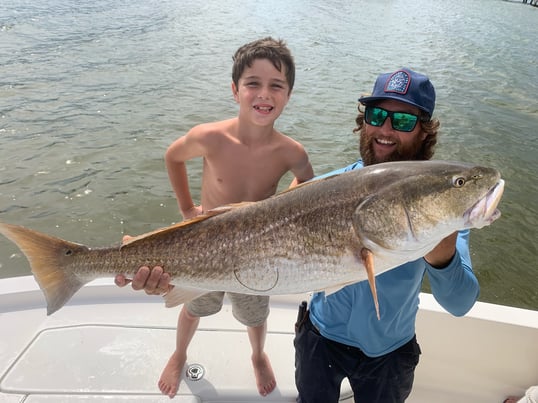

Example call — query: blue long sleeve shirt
[309,160,480,357]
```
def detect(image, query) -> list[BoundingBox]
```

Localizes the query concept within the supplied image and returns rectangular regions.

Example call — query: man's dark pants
[294,313,421,403]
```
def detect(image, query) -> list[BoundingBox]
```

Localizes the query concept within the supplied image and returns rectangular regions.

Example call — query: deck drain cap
[186,363,205,381]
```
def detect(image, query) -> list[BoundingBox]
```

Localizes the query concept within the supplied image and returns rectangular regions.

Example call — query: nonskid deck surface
[0,277,537,402]
[0,278,303,402]
[2,323,296,402]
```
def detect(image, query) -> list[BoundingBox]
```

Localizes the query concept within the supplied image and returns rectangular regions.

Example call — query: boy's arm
[115,129,209,291]
[165,129,207,220]
[288,144,314,188]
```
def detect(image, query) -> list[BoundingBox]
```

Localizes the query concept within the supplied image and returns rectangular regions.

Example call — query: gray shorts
[186,291,270,328]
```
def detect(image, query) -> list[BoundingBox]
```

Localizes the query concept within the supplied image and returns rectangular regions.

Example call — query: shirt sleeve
[313,160,364,180]
[425,229,479,316]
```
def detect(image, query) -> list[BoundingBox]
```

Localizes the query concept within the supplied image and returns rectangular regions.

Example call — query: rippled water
[0,0,537,309]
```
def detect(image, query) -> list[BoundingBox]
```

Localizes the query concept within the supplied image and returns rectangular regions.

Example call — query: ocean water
[0,0,537,309]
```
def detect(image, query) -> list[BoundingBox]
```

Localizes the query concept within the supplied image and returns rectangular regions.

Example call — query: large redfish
[0,161,504,318]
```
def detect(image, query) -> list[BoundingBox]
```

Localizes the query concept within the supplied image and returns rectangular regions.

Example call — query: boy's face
[232,58,291,126]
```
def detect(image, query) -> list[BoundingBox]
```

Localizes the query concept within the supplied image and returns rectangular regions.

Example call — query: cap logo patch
[384,70,410,95]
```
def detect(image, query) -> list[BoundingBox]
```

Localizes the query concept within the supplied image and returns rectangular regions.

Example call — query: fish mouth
[464,179,505,229]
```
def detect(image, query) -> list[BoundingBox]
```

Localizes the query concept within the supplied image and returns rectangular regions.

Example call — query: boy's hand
[182,204,203,220]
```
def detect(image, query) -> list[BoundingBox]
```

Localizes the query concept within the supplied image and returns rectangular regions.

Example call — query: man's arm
[424,232,457,268]
[425,230,479,316]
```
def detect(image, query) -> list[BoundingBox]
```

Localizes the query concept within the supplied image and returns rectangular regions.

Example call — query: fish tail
[0,222,91,315]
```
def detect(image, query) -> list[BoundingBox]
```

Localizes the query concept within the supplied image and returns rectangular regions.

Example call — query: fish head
[352,161,504,258]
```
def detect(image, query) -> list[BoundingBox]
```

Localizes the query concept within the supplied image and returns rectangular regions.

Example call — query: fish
[0,160,504,318]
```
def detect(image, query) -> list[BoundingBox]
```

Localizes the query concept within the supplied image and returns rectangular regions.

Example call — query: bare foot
[503,398,521,403]
[158,350,186,398]
[252,352,276,396]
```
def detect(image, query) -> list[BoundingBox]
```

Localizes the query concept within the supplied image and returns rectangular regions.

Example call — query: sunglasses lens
[364,106,419,132]
[392,112,418,132]
[365,107,388,127]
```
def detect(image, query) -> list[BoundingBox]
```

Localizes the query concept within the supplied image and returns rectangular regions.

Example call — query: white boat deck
[1,276,537,402]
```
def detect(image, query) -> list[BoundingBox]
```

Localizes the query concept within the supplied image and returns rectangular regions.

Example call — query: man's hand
[424,232,458,269]
[114,235,173,295]
[114,266,172,295]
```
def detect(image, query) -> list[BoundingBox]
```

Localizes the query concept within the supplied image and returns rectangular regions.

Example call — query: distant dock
[505,0,538,5]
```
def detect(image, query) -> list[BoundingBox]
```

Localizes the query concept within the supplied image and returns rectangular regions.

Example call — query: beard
[359,130,428,166]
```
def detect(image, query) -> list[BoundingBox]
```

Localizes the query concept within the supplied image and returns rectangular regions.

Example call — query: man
[294,68,479,403]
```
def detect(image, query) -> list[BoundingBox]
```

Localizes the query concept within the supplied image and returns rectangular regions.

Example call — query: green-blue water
[0,0,536,309]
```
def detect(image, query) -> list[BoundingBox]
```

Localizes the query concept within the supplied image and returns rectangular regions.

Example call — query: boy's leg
[229,293,275,396]
[247,320,276,396]
[158,305,199,398]
[158,292,225,398]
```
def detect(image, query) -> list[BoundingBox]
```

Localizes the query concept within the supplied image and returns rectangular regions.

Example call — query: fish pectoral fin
[163,287,208,308]
[361,248,380,320]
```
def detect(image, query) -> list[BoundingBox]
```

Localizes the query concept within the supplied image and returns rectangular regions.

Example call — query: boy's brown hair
[232,37,295,94]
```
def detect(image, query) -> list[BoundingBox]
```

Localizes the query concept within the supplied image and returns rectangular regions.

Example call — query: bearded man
[293,68,479,403]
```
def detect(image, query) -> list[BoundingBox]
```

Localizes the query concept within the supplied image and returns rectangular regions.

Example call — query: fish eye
[453,176,466,187]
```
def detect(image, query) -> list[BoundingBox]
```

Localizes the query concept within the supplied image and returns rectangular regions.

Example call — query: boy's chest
[206,169,281,205]
[204,148,288,201]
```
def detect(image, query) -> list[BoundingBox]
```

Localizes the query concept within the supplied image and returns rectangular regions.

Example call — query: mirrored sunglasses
[364,106,420,132]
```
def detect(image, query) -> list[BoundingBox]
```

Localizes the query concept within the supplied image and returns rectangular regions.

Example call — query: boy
[122,37,313,398]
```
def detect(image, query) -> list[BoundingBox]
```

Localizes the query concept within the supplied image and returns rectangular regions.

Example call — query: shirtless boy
[117,37,313,398]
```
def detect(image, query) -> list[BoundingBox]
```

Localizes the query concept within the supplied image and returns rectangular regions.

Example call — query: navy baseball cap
[358,68,436,118]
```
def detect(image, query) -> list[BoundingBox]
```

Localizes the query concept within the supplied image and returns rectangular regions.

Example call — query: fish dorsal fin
[209,201,255,212]
[120,204,251,246]
[274,174,341,196]
[163,287,209,308]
